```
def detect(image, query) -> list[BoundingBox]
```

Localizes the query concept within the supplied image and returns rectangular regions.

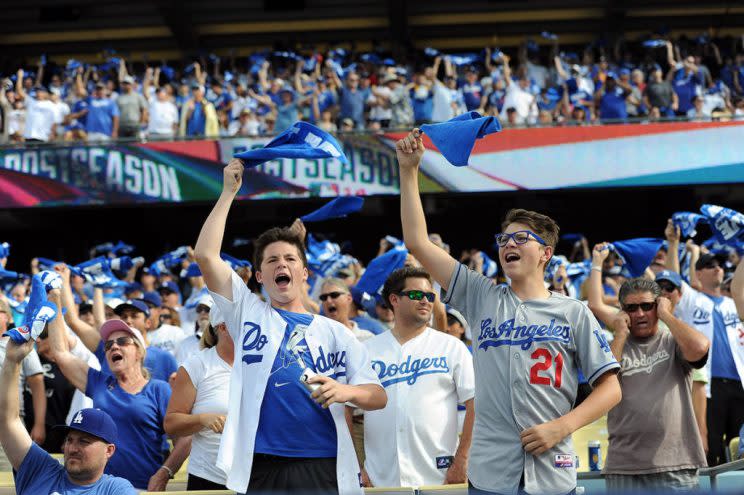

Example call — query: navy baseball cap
[655,270,682,288]
[157,281,180,295]
[124,282,143,295]
[114,299,150,318]
[55,408,118,445]
[141,291,162,308]
[695,253,720,271]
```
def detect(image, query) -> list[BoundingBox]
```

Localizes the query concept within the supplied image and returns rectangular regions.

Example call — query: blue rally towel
[0,267,19,281]
[610,238,664,278]
[700,204,744,246]
[420,111,502,166]
[3,274,57,344]
[37,257,63,271]
[235,122,349,168]
[221,253,252,270]
[480,252,498,278]
[73,257,128,289]
[0,242,10,259]
[301,196,364,223]
[353,246,408,306]
[672,212,708,238]
[181,262,202,278]
[544,255,568,283]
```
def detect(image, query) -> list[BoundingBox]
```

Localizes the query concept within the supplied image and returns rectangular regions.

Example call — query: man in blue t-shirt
[670,56,704,116]
[85,82,119,141]
[459,66,483,111]
[0,338,135,494]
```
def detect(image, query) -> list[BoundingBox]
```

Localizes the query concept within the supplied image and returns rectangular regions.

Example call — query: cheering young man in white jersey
[362,266,475,488]
[194,159,386,494]
[396,129,622,495]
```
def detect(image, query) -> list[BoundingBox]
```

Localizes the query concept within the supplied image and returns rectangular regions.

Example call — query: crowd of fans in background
[2,32,744,144]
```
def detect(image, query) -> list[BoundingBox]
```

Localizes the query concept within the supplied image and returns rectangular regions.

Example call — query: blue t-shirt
[339,87,368,125]
[186,101,206,136]
[67,99,89,130]
[707,295,740,380]
[85,97,119,136]
[352,315,386,336]
[95,341,178,382]
[209,90,233,112]
[600,87,628,120]
[673,69,702,113]
[459,81,483,111]
[85,368,171,489]
[16,443,136,494]
[410,86,433,122]
[275,102,299,133]
[254,309,338,457]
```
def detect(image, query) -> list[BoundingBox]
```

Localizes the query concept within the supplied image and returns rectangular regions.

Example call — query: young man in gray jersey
[396,129,622,495]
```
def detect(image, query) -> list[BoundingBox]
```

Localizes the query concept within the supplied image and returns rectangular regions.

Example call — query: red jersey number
[529,348,563,388]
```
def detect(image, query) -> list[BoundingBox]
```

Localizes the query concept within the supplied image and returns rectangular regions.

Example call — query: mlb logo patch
[436,456,454,469]
[554,454,574,468]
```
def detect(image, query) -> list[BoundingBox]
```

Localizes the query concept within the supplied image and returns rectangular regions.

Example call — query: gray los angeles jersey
[443,263,619,495]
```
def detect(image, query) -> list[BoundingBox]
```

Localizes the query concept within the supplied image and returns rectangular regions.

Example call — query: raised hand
[395,128,425,171]
[223,159,244,196]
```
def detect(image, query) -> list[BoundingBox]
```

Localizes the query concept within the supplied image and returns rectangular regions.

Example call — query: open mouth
[110,353,123,363]
[326,304,338,316]
[504,252,521,264]
[274,273,291,288]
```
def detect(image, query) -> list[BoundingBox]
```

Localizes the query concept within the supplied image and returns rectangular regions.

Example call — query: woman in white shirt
[164,304,232,490]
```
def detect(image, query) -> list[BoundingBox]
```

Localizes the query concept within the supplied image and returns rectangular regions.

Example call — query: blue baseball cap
[157,281,180,295]
[655,270,682,288]
[124,282,143,295]
[55,408,118,445]
[141,291,162,308]
[114,299,150,318]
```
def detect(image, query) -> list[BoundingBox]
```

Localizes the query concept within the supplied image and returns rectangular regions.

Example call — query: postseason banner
[1,121,743,207]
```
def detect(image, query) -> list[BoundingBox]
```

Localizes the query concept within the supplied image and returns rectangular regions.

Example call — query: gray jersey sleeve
[442,263,500,327]
[572,302,620,385]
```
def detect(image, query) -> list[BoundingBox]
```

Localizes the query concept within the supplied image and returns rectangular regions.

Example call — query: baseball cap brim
[99,319,145,348]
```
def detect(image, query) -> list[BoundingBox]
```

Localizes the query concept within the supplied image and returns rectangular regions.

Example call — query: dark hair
[381,266,432,310]
[501,208,560,249]
[618,278,661,305]
[253,227,307,269]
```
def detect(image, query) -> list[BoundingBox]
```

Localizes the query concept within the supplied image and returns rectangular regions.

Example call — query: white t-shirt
[368,86,393,121]
[147,100,178,135]
[500,83,536,123]
[148,324,186,357]
[432,83,456,123]
[23,96,59,141]
[526,61,549,89]
[181,347,231,485]
[363,327,475,487]
[176,334,202,366]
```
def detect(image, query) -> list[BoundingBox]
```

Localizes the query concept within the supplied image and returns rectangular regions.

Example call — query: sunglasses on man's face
[320,291,346,302]
[196,306,211,314]
[399,290,436,303]
[104,336,136,351]
[622,301,657,313]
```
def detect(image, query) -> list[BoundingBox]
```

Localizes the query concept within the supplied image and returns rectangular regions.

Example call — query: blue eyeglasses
[494,231,548,247]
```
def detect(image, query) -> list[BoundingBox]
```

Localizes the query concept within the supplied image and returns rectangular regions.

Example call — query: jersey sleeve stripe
[442,264,462,305]
[586,360,621,385]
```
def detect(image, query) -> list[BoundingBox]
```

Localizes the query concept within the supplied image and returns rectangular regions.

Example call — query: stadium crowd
[0,160,743,494]
[2,33,744,144]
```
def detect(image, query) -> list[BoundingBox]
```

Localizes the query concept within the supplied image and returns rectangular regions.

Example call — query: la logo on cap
[73,411,84,424]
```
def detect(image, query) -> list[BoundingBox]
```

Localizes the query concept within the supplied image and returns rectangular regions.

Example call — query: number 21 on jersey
[529,348,563,388]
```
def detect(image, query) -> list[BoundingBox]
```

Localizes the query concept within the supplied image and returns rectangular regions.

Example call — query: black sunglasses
[196,305,211,314]
[320,291,347,302]
[104,336,136,351]
[399,290,436,302]
[622,301,657,313]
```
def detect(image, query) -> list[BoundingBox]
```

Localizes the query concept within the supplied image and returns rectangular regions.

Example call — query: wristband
[591,266,602,272]
[159,465,174,479]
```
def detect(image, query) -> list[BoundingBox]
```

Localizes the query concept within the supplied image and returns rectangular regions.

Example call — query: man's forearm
[661,313,710,362]
[29,376,46,431]
[560,372,621,435]
[665,240,681,273]
[350,384,386,411]
[0,361,21,425]
[610,333,627,362]
[400,166,429,251]
[454,399,474,462]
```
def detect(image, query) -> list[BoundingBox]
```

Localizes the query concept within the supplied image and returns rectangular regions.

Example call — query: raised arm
[664,219,681,273]
[396,129,457,290]
[553,56,569,81]
[666,41,678,69]
[0,339,34,470]
[586,243,618,328]
[47,290,90,392]
[193,160,243,299]
[687,242,702,291]
[58,264,101,352]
